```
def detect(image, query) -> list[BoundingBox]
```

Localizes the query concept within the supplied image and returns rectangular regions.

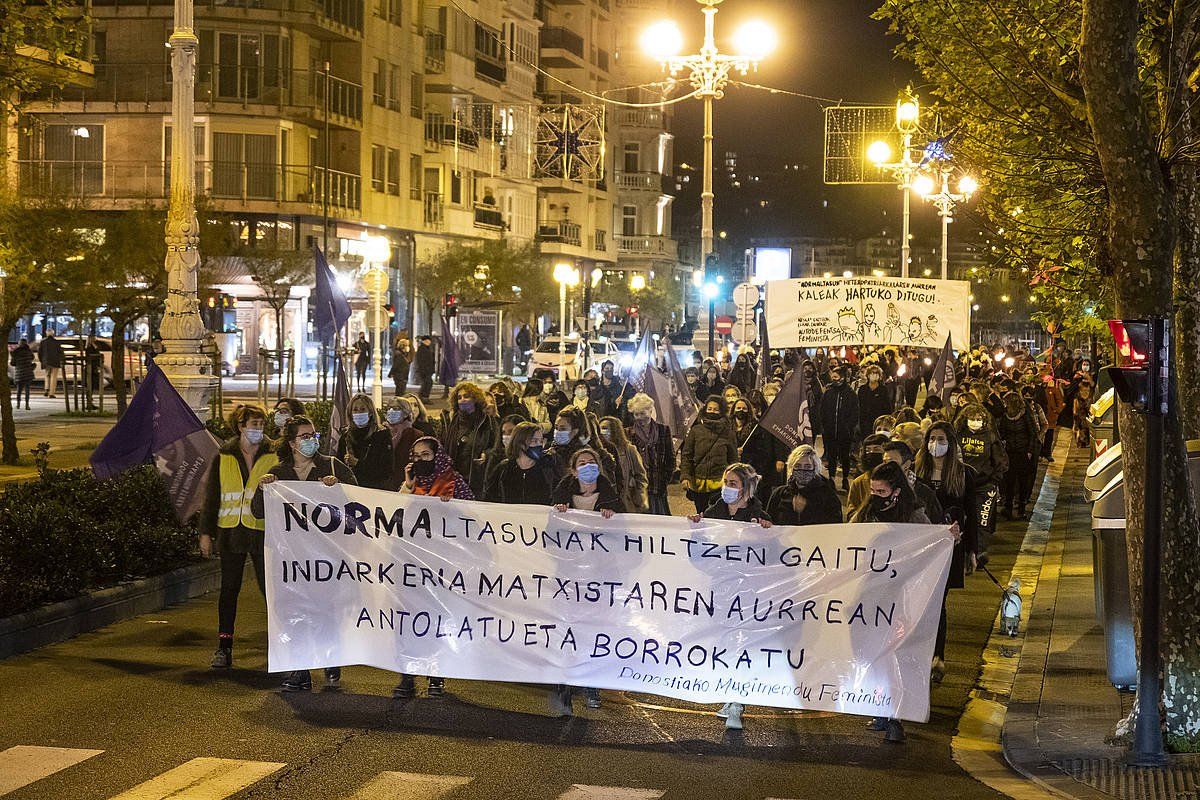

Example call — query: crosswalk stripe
[0,746,105,796]
[107,757,285,800]
[348,772,472,799]
[556,787,665,800]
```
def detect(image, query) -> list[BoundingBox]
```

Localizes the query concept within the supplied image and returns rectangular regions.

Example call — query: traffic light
[443,292,459,318]
[1104,318,1169,414]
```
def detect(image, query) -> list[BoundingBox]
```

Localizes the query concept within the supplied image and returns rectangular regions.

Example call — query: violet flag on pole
[757,365,814,450]
[313,245,351,344]
[90,362,220,522]
[929,332,958,403]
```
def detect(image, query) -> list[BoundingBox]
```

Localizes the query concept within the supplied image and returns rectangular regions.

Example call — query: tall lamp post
[867,89,922,278]
[553,262,579,378]
[158,0,216,414]
[629,273,647,337]
[913,170,978,280]
[362,235,391,410]
[642,3,775,263]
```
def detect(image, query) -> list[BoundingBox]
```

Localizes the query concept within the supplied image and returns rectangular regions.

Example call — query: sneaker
[716,702,731,719]
[548,687,574,718]
[281,670,313,692]
[392,677,415,699]
[585,688,601,709]
[210,648,232,669]
[931,657,946,684]
[427,678,445,697]
[324,667,341,688]
[867,716,888,731]
[884,719,906,743]
[725,702,744,730]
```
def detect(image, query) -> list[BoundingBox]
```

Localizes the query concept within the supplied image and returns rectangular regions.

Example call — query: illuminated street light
[644,1,773,264]
[866,87,922,277]
[703,282,719,300]
[553,262,580,370]
[916,167,980,279]
[629,273,647,292]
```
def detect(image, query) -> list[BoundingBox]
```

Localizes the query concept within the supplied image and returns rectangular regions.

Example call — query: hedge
[0,466,197,618]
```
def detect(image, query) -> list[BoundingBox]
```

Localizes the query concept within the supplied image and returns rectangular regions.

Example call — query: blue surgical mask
[458,400,475,414]
[386,409,406,425]
[243,428,263,446]
[298,438,320,458]
[352,412,370,428]
[526,445,544,461]
[721,485,741,505]
[577,463,601,484]
[274,412,290,428]
[553,429,572,446]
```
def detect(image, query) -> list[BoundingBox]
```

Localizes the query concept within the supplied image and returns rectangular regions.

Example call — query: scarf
[411,438,475,499]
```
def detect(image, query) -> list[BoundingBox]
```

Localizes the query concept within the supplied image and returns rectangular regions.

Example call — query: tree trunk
[1081,0,1200,741]
[275,306,285,400]
[0,323,18,465]
[1172,117,1200,438]
[111,318,129,418]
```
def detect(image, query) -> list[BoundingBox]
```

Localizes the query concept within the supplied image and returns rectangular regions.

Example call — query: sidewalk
[999,444,1200,799]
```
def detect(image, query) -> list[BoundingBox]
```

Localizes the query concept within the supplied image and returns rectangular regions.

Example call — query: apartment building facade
[9,0,681,369]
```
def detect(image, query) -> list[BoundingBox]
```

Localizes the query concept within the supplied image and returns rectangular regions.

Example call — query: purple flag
[439,315,460,387]
[90,362,220,522]
[313,246,351,344]
[328,356,350,456]
[661,340,699,436]
[757,364,813,450]
[929,332,958,403]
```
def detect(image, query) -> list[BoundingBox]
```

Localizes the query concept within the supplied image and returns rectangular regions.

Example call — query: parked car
[527,336,620,381]
[7,337,144,388]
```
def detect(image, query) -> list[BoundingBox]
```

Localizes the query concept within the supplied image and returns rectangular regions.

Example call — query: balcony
[593,229,607,251]
[618,108,663,129]
[15,159,361,211]
[475,52,506,84]
[190,0,364,40]
[473,202,504,231]
[615,235,677,259]
[540,27,584,67]
[424,192,444,228]
[310,70,363,123]
[424,112,480,150]
[424,31,445,72]
[537,220,582,247]
[615,171,661,191]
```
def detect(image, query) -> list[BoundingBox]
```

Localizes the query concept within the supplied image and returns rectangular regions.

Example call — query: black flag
[929,332,958,403]
[757,365,814,450]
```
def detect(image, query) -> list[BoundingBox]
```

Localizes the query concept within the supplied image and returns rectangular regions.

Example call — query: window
[623,142,640,173]
[475,21,503,62]
[373,58,386,107]
[212,132,275,199]
[450,170,463,205]
[18,123,106,196]
[386,147,400,195]
[409,154,422,199]
[371,144,386,192]
[217,33,260,101]
[375,0,400,23]
[410,73,423,118]
[388,64,401,112]
[621,205,637,237]
[504,23,537,66]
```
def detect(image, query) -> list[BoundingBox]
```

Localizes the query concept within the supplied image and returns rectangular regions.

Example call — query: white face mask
[274,412,290,428]
[928,440,949,458]
[967,419,984,432]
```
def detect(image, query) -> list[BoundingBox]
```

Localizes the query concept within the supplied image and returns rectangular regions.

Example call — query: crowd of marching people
[199,336,1102,742]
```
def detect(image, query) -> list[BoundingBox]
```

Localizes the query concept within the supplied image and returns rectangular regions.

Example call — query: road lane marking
[0,746,104,796]
[347,772,471,799]
[107,757,284,800]
[556,787,665,800]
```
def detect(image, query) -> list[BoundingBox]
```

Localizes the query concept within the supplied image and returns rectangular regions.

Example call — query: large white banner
[264,484,953,722]
[765,276,971,350]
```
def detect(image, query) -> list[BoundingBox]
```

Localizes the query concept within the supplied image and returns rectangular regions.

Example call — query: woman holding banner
[445,382,500,497]
[549,448,623,715]
[766,445,843,526]
[680,397,738,515]
[485,422,561,504]
[338,394,393,489]
[625,393,675,516]
[254,415,356,692]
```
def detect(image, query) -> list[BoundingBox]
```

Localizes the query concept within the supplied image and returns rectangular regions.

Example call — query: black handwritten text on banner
[264,484,953,722]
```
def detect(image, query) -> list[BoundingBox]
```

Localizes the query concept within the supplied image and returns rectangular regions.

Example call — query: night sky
[666,0,942,242]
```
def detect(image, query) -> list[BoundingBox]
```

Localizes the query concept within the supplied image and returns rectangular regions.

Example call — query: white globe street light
[916,168,981,279]
[865,87,922,277]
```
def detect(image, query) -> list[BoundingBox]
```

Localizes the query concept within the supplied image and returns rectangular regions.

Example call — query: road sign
[714,316,734,335]
[731,317,757,345]
[732,282,759,312]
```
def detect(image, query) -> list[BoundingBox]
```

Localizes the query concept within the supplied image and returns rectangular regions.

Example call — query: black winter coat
[818,383,858,443]
[551,474,624,512]
[766,477,844,526]
[702,495,769,522]
[997,411,1040,457]
[626,420,675,495]
[251,455,357,518]
[857,383,894,432]
[414,343,435,378]
[485,456,562,505]
[337,426,393,489]
[920,465,978,589]
[11,344,35,383]
[444,411,499,496]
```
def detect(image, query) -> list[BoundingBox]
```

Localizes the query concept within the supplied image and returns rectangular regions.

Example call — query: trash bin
[1088,441,1200,690]
[1089,388,1116,460]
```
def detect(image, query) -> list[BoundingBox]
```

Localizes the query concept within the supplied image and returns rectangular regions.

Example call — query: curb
[0,560,221,660]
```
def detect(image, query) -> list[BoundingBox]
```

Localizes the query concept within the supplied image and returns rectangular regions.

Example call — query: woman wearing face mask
[857,365,893,438]
[624,392,676,515]
[547,407,617,482]
[199,405,277,670]
[403,394,436,437]
[488,382,530,421]
[697,364,725,401]
[549,447,623,716]
[680,396,739,514]
[568,379,603,418]
[600,416,648,513]
[721,385,742,413]
[914,421,978,682]
[997,392,1040,520]
[732,399,786,503]
[337,393,393,489]
[444,381,500,497]
[484,422,563,504]
[482,414,527,500]
[598,360,629,416]
[845,433,891,515]
[953,402,1008,555]
[383,397,421,491]
[767,445,843,525]
[270,397,305,438]
[519,377,553,432]
[1072,378,1094,448]
[253,415,356,692]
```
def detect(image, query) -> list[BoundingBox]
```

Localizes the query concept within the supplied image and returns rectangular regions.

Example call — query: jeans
[823,436,853,483]
[217,549,266,639]
[1002,452,1036,513]
[15,381,30,408]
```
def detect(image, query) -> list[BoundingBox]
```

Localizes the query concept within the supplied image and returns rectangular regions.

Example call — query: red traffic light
[1108,319,1149,366]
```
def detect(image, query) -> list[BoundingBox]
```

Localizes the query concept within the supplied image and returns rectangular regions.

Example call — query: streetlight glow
[363,234,391,265]
[641,20,684,61]
[553,262,578,285]
[958,175,979,196]
[732,20,776,61]
[867,140,893,165]
[912,174,936,197]
[703,282,719,300]
[629,273,647,292]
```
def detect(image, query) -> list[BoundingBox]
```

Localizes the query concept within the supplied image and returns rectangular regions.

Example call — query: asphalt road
[0,487,1033,800]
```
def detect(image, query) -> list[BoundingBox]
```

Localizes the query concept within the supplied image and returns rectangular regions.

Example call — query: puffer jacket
[997,409,1040,457]
[680,416,738,489]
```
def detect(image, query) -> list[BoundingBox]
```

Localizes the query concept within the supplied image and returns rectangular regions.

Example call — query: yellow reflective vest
[216,451,279,531]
